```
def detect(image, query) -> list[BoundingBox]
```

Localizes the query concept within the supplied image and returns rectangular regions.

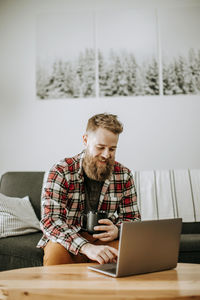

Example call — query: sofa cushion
[0,232,43,271]
[0,172,45,220]
[180,233,200,252]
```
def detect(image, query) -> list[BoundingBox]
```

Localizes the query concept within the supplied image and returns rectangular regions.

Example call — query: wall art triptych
[36,8,200,99]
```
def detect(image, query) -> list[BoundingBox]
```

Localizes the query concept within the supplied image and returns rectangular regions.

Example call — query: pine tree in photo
[114,54,129,96]
[125,53,138,95]
[36,64,50,99]
[182,55,196,94]
[62,61,78,97]
[196,49,200,92]
[134,65,147,96]
[98,50,114,96]
[144,58,159,95]
[163,62,182,95]
[188,48,200,94]
[99,50,118,96]
[107,51,123,96]
[174,55,191,94]
[46,60,66,98]
[77,48,95,97]
[84,48,96,97]
[163,63,172,95]
[98,50,106,96]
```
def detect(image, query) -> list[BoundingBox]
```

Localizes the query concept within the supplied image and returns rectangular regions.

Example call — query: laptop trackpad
[88,263,117,274]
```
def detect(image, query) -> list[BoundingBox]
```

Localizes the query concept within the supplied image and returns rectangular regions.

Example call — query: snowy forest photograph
[36,8,200,100]
[160,7,200,95]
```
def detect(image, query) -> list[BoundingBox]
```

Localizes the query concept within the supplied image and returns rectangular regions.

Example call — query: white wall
[0,0,200,174]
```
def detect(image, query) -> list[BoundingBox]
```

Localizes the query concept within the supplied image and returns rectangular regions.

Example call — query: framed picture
[36,7,200,100]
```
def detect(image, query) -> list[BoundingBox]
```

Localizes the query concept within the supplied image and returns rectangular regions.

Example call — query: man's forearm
[80,242,118,264]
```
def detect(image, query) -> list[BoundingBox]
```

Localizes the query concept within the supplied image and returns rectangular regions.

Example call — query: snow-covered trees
[163,48,200,95]
[36,49,95,99]
[36,48,200,99]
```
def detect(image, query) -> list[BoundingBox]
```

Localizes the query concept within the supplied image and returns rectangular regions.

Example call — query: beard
[82,150,115,182]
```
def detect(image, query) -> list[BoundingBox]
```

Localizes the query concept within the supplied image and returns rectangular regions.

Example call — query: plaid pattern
[37,151,140,255]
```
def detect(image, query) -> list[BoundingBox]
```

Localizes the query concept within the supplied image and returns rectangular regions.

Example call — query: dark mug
[85,211,108,234]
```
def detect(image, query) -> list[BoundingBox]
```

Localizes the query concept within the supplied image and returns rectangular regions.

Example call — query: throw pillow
[0,193,41,238]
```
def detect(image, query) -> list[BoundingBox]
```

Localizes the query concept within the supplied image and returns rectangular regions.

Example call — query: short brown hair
[86,113,123,134]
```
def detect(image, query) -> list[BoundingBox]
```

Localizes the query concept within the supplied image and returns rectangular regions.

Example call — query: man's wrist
[79,242,91,255]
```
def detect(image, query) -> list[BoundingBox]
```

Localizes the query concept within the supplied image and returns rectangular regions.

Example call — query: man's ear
[83,133,88,147]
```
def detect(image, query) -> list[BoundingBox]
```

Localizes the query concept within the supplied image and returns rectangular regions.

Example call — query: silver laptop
[88,218,182,277]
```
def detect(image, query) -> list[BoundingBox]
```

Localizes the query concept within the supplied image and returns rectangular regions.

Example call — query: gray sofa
[0,172,44,271]
[0,171,200,272]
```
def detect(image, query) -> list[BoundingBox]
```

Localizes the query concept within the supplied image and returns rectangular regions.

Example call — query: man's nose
[101,148,110,159]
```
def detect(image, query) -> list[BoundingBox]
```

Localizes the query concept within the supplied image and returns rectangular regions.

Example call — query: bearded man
[37,113,140,265]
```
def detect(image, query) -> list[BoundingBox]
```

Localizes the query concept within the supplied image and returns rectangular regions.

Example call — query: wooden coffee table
[0,263,200,299]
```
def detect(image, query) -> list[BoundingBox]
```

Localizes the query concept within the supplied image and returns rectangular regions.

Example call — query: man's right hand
[80,243,118,264]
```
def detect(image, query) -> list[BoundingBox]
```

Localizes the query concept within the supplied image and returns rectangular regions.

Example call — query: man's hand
[93,219,119,241]
[80,243,118,264]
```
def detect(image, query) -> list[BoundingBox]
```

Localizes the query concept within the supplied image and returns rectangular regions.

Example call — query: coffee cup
[85,211,108,234]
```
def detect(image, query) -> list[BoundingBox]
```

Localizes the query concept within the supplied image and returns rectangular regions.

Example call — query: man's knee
[43,240,73,266]
[43,240,88,266]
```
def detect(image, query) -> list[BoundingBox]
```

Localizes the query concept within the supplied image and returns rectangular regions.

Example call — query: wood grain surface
[0,263,200,300]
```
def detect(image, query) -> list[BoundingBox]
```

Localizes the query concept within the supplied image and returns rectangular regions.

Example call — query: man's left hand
[93,219,119,241]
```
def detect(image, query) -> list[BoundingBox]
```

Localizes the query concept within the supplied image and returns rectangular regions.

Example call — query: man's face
[83,127,119,181]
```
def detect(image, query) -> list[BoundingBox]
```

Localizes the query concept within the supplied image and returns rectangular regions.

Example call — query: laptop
[88,218,182,277]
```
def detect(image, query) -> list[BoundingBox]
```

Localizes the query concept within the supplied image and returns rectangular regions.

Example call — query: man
[37,113,140,265]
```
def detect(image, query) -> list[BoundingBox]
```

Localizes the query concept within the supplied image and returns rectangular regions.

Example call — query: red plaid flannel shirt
[37,151,140,255]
